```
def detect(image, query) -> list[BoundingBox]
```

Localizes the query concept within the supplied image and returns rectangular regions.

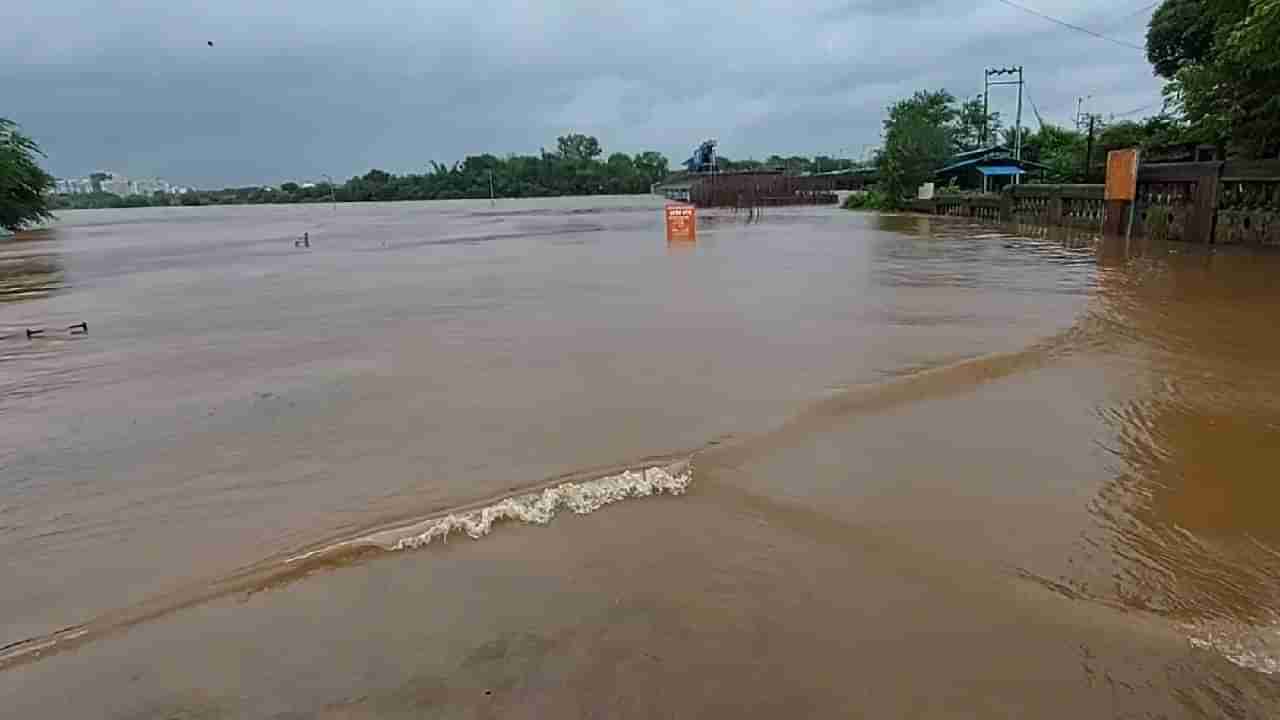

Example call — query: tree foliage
[0,118,56,232]
[1150,0,1280,157]
[1020,124,1087,183]
[1146,0,1229,77]
[875,90,967,204]
[955,95,1002,152]
[555,133,602,162]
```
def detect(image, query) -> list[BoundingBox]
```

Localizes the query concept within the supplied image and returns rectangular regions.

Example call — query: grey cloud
[2,0,1162,187]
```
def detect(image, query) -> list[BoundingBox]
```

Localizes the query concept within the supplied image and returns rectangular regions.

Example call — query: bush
[842,190,891,211]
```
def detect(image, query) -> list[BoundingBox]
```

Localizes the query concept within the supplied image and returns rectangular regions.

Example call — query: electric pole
[984,66,1025,182]
[1082,114,1099,182]
[1074,95,1095,132]
[1014,66,1023,184]
[983,86,990,147]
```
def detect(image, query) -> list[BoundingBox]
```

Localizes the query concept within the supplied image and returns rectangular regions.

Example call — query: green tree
[1000,125,1033,155]
[0,118,56,232]
[955,95,1001,150]
[363,169,392,185]
[632,151,668,186]
[280,182,300,193]
[556,133,602,161]
[1021,124,1086,183]
[1146,0,1230,77]
[876,90,957,205]
[118,194,149,208]
[1149,0,1279,157]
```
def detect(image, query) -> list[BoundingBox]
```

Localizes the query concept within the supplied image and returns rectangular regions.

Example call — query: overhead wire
[1027,89,1047,130]
[1112,0,1160,24]
[1112,99,1164,117]
[993,0,1147,51]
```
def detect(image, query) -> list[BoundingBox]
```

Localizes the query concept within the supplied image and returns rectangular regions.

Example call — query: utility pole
[1082,114,1098,182]
[983,85,990,146]
[1074,95,1094,131]
[489,169,495,207]
[1014,66,1023,185]
[985,66,1025,181]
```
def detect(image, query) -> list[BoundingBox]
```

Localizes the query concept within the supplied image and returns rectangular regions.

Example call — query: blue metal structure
[683,140,718,173]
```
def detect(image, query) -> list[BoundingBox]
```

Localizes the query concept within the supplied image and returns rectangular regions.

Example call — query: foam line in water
[391,464,691,550]
[1187,623,1280,675]
[287,462,691,562]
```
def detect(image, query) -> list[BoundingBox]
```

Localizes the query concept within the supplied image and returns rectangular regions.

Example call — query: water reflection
[869,214,1101,293]
[1087,245,1280,629]
[875,213,1280,660]
[0,230,64,305]
[0,230,76,408]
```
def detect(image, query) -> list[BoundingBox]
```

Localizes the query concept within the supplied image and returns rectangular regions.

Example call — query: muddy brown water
[2,199,1280,716]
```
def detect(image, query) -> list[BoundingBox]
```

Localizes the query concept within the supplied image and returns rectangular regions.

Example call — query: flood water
[3,199,1280,717]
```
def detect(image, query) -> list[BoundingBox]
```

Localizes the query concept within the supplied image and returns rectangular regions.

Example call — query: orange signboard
[665,204,696,243]
[1105,149,1140,201]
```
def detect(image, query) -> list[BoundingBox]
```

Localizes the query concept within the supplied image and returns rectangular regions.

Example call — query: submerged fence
[908,160,1280,245]
[689,173,838,208]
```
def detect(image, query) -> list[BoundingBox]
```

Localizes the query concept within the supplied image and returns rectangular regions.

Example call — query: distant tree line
[50,134,672,210]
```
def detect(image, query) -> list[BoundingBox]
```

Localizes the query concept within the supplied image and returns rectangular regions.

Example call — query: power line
[1112,99,1163,118]
[994,0,1147,51]
[1113,0,1160,24]
[1026,88,1047,129]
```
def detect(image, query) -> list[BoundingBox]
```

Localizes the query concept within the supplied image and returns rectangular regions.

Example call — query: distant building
[652,177,693,202]
[54,177,95,194]
[102,177,130,196]
[51,172,183,197]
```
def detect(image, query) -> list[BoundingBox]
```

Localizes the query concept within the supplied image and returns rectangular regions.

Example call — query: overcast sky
[4,0,1163,187]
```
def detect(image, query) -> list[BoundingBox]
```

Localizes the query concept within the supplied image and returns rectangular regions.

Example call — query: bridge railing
[907,160,1280,244]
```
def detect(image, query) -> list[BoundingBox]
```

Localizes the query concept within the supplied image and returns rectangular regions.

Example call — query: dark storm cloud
[2,0,1162,187]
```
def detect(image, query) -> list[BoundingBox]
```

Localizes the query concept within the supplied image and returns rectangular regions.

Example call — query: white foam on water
[391,465,691,550]
[287,463,691,562]
[1186,622,1280,675]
